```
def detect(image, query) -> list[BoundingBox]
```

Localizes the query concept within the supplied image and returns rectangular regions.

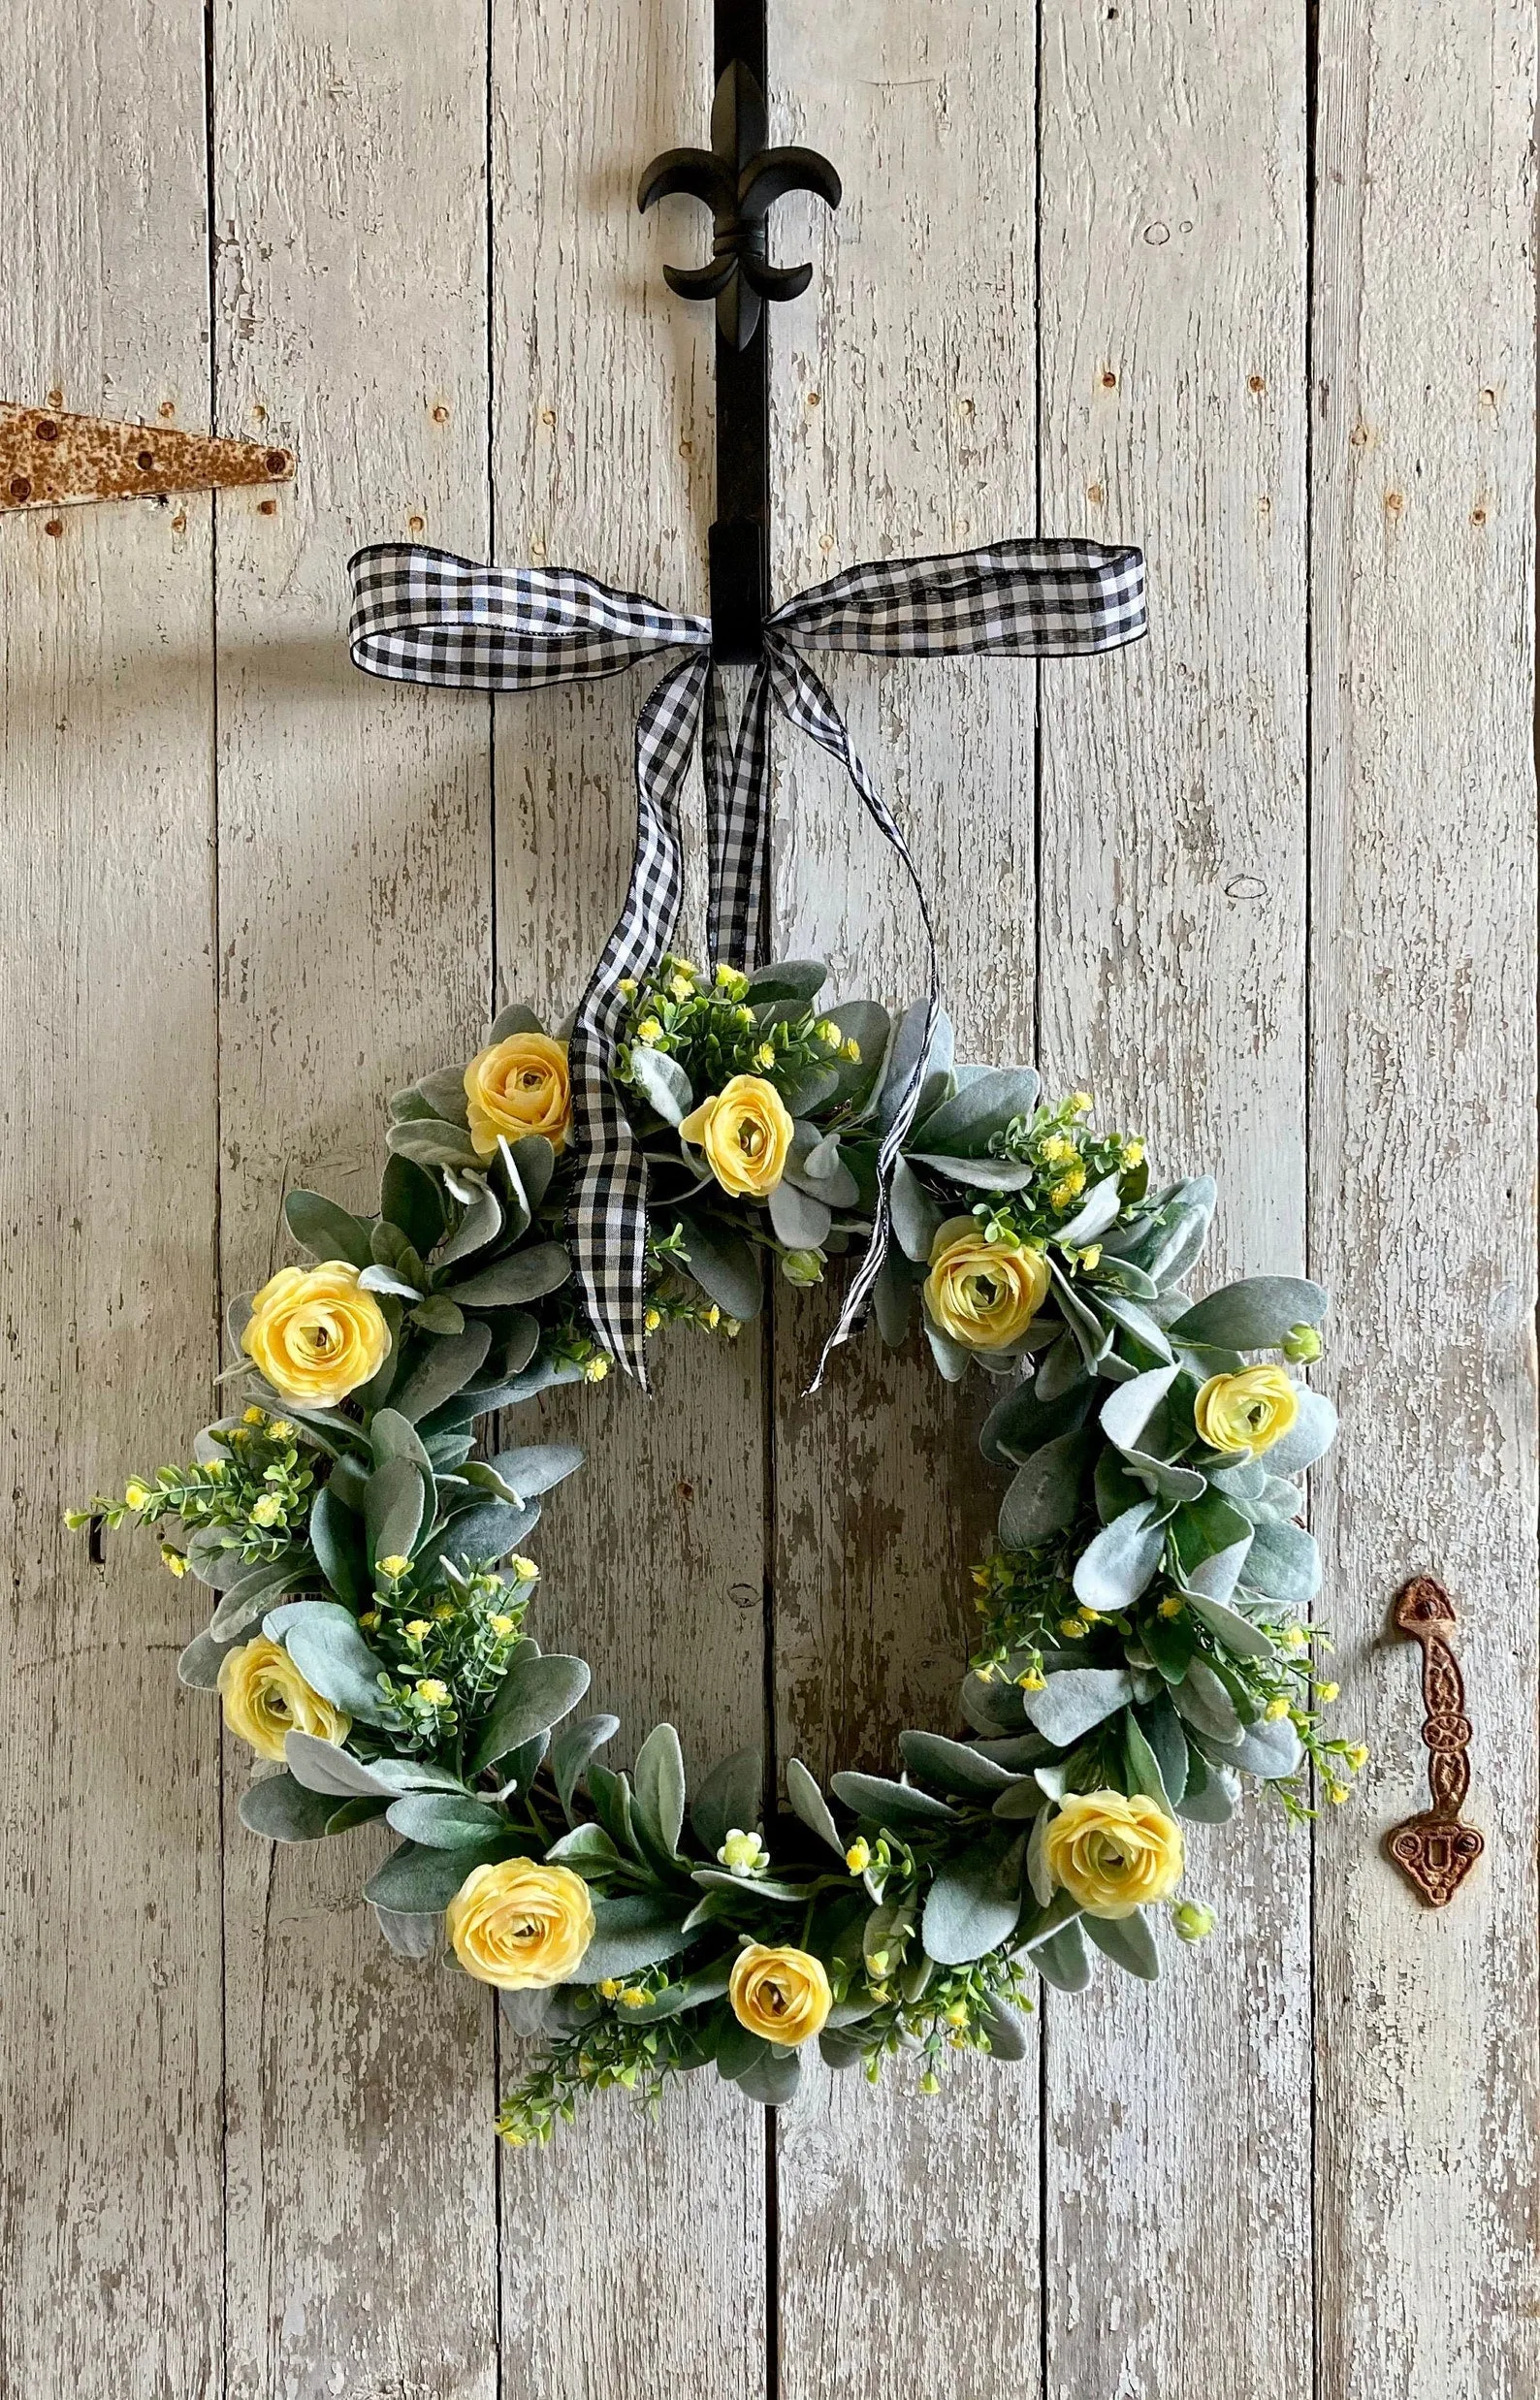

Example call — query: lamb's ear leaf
[469,1651,592,1774]
[690,1746,764,1856]
[263,1599,399,1726]
[488,1001,543,1042]
[362,1454,427,1571]
[784,1757,845,1855]
[550,1713,622,1823]
[628,1045,693,1124]
[1084,1906,1161,1980]
[1168,1276,1329,1349]
[566,1895,694,1983]
[283,1190,375,1268]
[309,1485,369,1605]
[633,1722,688,1858]
[371,1904,441,1959]
[388,1322,494,1424]
[673,1214,763,1322]
[238,1772,339,1844]
[364,1839,516,1913]
[920,1834,1025,1966]
[379,1155,446,1257]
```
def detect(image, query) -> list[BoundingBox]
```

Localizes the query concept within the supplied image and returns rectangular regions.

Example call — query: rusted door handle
[1385,1576,1484,1906]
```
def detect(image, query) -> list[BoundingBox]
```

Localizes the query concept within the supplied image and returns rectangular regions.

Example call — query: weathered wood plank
[1037,5,1311,2392]
[0,8,222,2395]
[769,10,1043,2397]
[1309,6,1540,2393]
[211,8,498,2393]
[490,7,768,2394]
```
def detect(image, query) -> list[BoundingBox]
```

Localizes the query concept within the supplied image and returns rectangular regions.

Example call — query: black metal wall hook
[638,2,841,663]
[638,59,841,351]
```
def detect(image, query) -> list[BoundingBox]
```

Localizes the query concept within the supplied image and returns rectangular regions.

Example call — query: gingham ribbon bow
[348,537,1146,1388]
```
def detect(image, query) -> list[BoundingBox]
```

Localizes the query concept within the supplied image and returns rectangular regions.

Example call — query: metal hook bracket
[638,3,841,661]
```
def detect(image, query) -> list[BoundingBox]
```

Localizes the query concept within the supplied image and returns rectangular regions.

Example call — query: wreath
[75,952,1355,2143]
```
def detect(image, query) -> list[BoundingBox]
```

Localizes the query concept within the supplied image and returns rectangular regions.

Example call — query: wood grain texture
[211,7,498,2394]
[490,8,767,2395]
[768,11,1043,2398]
[1309,6,1540,2394]
[0,0,1536,2391]
[1036,6,1312,2394]
[0,8,222,2395]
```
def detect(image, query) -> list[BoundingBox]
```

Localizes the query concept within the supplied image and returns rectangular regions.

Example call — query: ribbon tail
[763,642,941,1394]
[567,654,709,1385]
[704,663,774,971]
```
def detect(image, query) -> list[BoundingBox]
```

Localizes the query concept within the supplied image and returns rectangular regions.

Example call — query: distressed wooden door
[2,4,1534,2396]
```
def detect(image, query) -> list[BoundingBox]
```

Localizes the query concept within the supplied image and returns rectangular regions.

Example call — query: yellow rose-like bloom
[464,1031,571,1159]
[446,1858,595,1990]
[678,1073,793,1199]
[242,1262,391,1406]
[1044,1789,1184,1920]
[727,1942,832,2047]
[923,1218,1051,1351]
[1193,1364,1299,1457]
[217,1635,350,1763]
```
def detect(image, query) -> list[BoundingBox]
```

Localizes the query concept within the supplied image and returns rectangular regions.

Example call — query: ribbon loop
[348,534,1146,1387]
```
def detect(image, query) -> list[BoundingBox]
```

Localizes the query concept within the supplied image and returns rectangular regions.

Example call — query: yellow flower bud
[123,1481,150,1511]
[1070,1091,1093,1114]
[242,1262,391,1407]
[511,1555,539,1583]
[717,1828,768,1876]
[1016,1667,1046,1692]
[635,1017,663,1043]
[727,1943,832,2046]
[644,1306,662,1332]
[620,1985,650,2007]
[218,1635,350,1763]
[1265,1695,1290,1721]
[845,1839,871,1875]
[377,1554,410,1580]
[598,1977,623,2000]
[1345,1744,1369,1774]
[1158,1596,1184,1619]
[1043,1789,1184,1919]
[1316,1680,1339,1704]
[1122,1137,1145,1167]
[414,1678,450,1706]
[924,1218,1050,1352]
[1194,1365,1299,1457]
[1049,1169,1087,1210]
[1058,1616,1088,1640]
[584,1354,610,1383]
[404,1618,432,1640]
[488,1614,516,1638]
[678,1074,794,1199]
[446,1859,595,1990]
[842,1037,861,1063]
[249,1492,284,1528]
[161,1546,188,1578]
[464,1031,571,1158]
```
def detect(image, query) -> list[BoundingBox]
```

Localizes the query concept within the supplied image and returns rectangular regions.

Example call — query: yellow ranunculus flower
[727,1941,832,2046]
[217,1634,350,1763]
[242,1261,391,1407]
[1043,1789,1184,1919]
[1193,1364,1299,1457]
[446,1858,595,1989]
[677,1073,793,1199]
[923,1218,1051,1351]
[464,1030,571,1158]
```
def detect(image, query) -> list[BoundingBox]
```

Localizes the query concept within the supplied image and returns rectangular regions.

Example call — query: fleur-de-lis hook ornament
[638,60,841,350]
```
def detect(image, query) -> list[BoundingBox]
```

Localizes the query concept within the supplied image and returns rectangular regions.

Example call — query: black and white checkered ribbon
[348,538,1146,1388]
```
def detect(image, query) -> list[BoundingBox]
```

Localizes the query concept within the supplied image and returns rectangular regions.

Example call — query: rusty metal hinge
[0,402,294,511]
